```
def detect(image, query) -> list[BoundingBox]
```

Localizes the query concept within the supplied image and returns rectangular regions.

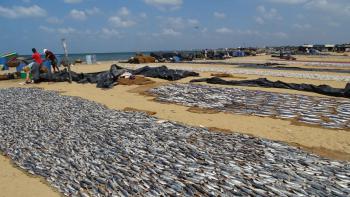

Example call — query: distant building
[335,44,350,52]
[299,44,336,53]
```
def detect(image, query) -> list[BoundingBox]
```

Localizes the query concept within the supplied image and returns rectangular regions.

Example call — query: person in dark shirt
[44,49,59,72]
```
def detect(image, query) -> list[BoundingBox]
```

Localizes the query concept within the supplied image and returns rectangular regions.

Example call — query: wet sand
[0,54,350,196]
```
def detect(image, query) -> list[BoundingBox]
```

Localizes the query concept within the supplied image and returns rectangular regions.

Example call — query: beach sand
[0,156,60,197]
[0,54,350,196]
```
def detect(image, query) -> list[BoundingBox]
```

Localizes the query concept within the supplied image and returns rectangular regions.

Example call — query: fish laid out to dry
[0,88,349,197]
[150,83,350,130]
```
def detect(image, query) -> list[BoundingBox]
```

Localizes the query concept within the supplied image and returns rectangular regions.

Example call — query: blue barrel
[173,56,181,62]
[0,57,5,64]
[0,58,9,70]
[43,60,52,72]
[16,62,26,72]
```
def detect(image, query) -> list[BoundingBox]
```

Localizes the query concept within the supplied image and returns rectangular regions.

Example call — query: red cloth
[32,52,43,64]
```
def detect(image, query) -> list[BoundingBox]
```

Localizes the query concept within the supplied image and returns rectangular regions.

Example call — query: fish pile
[132,65,350,82]
[0,88,349,197]
[272,60,350,68]
[150,83,350,130]
[194,59,350,68]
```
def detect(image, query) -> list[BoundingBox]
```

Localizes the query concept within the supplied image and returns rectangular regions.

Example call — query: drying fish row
[0,88,349,197]
[132,65,350,82]
[193,59,350,68]
[150,83,350,130]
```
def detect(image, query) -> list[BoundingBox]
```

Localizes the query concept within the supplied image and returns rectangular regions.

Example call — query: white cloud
[216,27,233,34]
[267,0,307,4]
[267,0,350,17]
[39,25,100,36]
[64,0,82,3]
[255,17,265,25]
[165,17,185,29]
[139,12,147,19]
[293,23,311,29]
[160,17,200,31]
[188,19,199,26]
[118,7,130,16]
[257,6,281,19]
[0,5,46,19]
[85,7,100,15]
[109,16,135,28]
[296,14,304,19]
[271,32,288,39]
[39,25,55,33]
[109,7,136,28]
[257,5,266,13]
[101,28,120,37]
[305,0,350,16]
[255,5,282,24]
[214,12,226,19]
[328,21,340,27]
[70,9,86,20]
[57,27,76,34]
[161,28,181,36]
[46,17,63,24]
[236,30,261,36]
[39,26,76,34]
[144,0,183,10]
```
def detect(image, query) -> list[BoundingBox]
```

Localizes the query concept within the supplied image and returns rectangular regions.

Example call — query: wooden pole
[61,38,72,83]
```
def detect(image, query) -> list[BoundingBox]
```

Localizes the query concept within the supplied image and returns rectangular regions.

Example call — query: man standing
[26,48,49,83]
[44,49,59,72]
[32,48,43,65]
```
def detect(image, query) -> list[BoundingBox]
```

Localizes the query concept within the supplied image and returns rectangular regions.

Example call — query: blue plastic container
[16,63,26,72]
[0,57,5,64]
[43,60,52,72]
[172,56,181,62]
[233,51,245,57]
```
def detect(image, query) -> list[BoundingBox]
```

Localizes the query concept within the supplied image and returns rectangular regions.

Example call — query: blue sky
[0,0,349,54]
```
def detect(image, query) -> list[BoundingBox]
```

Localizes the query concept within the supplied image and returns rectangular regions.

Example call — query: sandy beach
[1,54,350,196]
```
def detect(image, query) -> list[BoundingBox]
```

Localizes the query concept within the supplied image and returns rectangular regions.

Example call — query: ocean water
[22,52,151,62]
[66,52,151,62]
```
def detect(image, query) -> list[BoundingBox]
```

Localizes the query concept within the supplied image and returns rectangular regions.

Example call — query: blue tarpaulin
[232,51,245,57]
[172,56,181,62]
